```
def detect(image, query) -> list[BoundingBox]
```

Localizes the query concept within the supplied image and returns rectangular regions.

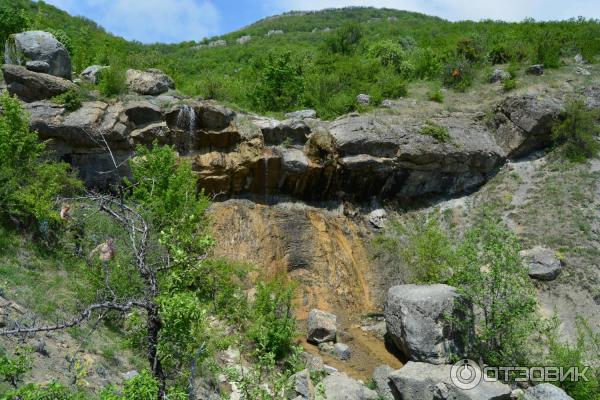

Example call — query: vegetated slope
[4,0,600,118]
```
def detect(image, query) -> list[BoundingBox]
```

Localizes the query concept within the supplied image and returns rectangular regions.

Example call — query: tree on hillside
[0,144,213,398]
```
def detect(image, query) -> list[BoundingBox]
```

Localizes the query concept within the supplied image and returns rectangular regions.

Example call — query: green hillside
[2,1,600,118]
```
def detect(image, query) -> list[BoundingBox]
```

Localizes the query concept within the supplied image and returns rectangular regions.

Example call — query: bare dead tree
[0,192,171,397]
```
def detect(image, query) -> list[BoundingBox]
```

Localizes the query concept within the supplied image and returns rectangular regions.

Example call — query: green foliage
[450,212,539,367]
[442,59,474,91]
[248,277,297,360]
[251,52,305,112]
[419,120,451,142]
[543,317,600,400]
[127,144,210,234]
[502,78,517,91]
[536,33,562,68]
[488,43,512,64]
[2,382,84,400]
[0,93,82,230]
[427,87,444,103]
[51,87,83,112]
[0,347,32,388]
[375,73,408,100]
[46,28,73,55]
[410,47,442,79]
[456,37,483,63]
[398,215,456,283]
[324,22,363,55]
[0,3,29,56]
[552,98,600,162]
[98,65,127,97]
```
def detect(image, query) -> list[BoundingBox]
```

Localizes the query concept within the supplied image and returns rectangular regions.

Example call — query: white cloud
[267,0,599,21]
[42,0,220,43]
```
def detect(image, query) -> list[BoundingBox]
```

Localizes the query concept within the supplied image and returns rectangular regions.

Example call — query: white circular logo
[450,359,482,390]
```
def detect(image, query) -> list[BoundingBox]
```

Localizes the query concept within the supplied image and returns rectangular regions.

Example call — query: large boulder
[384,284,469,364]
[307,309,337,344]
[288,369,315,399]
[5,31,72,79]
[520,246,563,281]
[126,68,175,95]
[493,95,564,157]
[80,65,108,84]
[525,384,573,400]
[388,361,512,400]
[372,365,395,400]
[322,372,378,400]
[1,64,76,102]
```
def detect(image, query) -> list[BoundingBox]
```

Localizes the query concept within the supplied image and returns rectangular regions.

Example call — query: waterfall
[176,105,196,155]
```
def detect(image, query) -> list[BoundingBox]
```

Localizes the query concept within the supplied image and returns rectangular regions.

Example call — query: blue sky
[41,0,600,44]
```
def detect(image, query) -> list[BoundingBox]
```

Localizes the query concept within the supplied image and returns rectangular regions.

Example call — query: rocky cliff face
[20,87,592,202]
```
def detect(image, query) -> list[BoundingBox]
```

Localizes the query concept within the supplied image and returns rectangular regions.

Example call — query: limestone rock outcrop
[2,64,76,102]
[384,284,469,364]
[4,31,72,79]
[126,68,175,95]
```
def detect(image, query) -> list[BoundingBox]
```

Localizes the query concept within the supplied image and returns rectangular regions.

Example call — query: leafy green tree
[450,212,538,367]
[0,93,82,230]
[248,277,297,360]
[0,3,29,55]
[0,347,32,388]
[252,52,305,112]
[552,98,600,162]
[324,22,363,55]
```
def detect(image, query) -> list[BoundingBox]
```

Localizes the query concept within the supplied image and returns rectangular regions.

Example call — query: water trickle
[176,105,196,155]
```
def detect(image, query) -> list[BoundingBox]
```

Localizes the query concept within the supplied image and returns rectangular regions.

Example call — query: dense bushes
[0,93,82,231]
[552,98,600,162]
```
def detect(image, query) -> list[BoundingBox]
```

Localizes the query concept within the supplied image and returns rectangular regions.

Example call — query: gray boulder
[367,209,387,229]
[525,383,573,400]
[289,369,315,399]
[126,68,175,95]
[25,60,50,74]
[5,31,72,79]
[285,109,317,119]
[520,246,563,281]
[267,30,284,36]
[2,64,77,102]
[490,68,511,83]
[80,65,108,84]
[384,284,469,364]
[322,372,378,400]
[307,309,337,344]
[372,365,395,400]
[208,40,227,48]
[526,64,544,75]
[356,94,371,105]
[389,362,512,400]
[493,94,564,158]
[332,343,351,360]
[575,66,591,76]
[237,35,252,45]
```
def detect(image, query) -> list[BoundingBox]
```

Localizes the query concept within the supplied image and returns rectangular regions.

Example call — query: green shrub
[248,277,297,360]
[451,212,538,367]
[0,4,29,56]
[552,98,600,162]
[0,347,32,388]
[0,93,82,230]
[456,37,483,63]
[251,52,305,112]
[398,214,456,283]
[419,120,451,142]
[51,87,82,112]
[488,43,512,64]
[3,382,83,400]
[98,66,127,97]
[442,59,473,91]
[536,34,562,68]
[502,78,517,91]
[543,317,600,400]
[324,22,363,55]
[376,73,408,100]
[410,47,442,79]
[427,88,444,103]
